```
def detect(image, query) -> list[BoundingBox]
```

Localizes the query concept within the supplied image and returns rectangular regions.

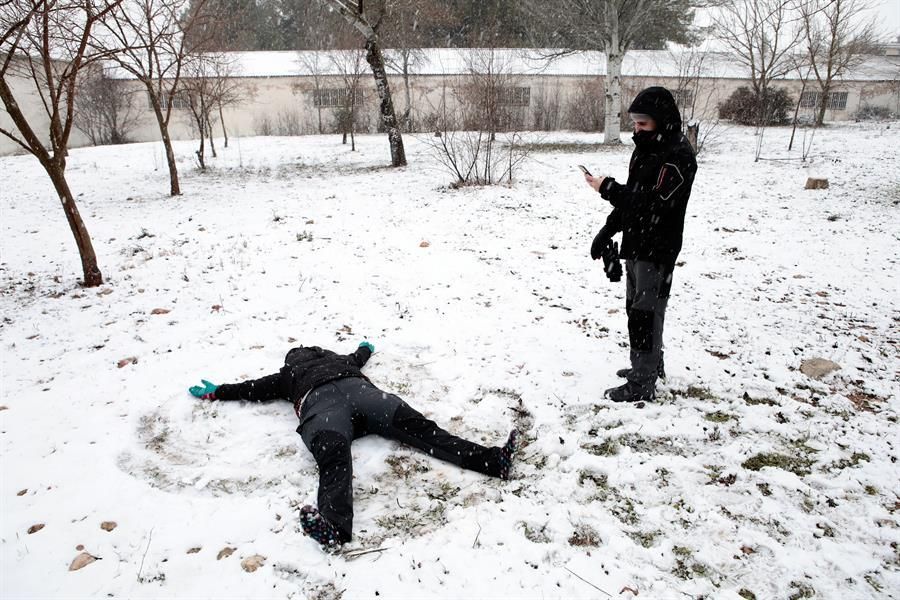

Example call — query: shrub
[854,104,895,121]
[719,86,792,125]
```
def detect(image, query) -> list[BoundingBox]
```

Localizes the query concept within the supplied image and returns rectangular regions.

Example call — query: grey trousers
[625,259,674,390]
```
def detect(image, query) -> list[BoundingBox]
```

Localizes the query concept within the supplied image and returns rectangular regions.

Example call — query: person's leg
[618,259,668,380]
[387,401,516,478]
[625,261,670,391]
[297,383,355,544]
[334,378,518,478]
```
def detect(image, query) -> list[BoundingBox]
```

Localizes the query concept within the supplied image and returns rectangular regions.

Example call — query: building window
[673,88,694,107]
[500,86,530,107]
[312,88,363,108]
[828,91,848,110]
[800,91,849,111]
[149,91,189,110]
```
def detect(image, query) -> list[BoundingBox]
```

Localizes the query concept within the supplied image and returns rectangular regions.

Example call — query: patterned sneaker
[498,429,520,480]
[299,505,343,550]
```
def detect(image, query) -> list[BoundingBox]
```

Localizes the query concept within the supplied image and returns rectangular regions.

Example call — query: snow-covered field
[1,122,898,599]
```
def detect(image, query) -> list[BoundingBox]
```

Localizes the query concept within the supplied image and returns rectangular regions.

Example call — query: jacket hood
[627,87,682,136]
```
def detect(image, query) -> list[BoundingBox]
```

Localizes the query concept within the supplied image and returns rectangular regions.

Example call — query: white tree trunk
[604,49,623,144]
[604,7,623,145]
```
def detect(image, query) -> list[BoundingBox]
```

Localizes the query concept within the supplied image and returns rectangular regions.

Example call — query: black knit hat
[627,87,682,135]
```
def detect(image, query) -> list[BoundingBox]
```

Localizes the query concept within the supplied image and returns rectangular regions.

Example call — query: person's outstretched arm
[349,341,374,368]
[190,372,287,402]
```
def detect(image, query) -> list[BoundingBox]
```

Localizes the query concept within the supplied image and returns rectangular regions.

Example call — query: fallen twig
[565,566,611,597]
[341,546,391,560]
[472,523,482,549]
[137,527,154,582]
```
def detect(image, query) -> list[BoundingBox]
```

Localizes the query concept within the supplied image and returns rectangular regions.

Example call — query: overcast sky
[870,0,900,40]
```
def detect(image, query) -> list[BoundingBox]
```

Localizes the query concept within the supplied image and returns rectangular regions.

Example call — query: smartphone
[578,164,592,176]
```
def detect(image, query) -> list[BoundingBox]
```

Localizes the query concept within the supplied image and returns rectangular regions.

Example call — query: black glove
[590,227,611,260]
[601,241,623,282]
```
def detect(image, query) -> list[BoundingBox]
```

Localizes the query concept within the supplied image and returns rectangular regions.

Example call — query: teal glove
[358,341,374,353]
[188,379,218,399]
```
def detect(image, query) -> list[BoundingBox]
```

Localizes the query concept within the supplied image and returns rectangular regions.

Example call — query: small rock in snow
[186,547,201,554]
[27,524,44,534]
[799,358,841,380]
[217,547,236,560]
[68,552,98,571]
[150,308,171,315]
[100,521,117,532]
[241,554,266,572]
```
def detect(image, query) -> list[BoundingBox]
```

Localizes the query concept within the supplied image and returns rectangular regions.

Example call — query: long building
[2,48,899,155]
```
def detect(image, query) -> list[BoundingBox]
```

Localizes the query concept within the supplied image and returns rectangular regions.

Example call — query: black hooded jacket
[597,87,697,267]
[213,345,372,415]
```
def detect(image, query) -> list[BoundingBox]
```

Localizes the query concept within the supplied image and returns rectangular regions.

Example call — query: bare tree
[315,0,406,166]
[1,0,122,287]
[74,64,141,145]
[523,0,697,144]
[422,48,530,186]
[182,54,216,169]
[714,0,803,123]
[94,0,214,195]
[296,51,328,134]
[798,0,880,125]
[329,48,367,150]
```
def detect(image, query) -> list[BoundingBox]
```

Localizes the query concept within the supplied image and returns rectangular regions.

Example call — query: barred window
[312,88,363,107]
[673,88,694,107]
[500,86,530,107]
[800,91,848,111]
[828,91,848,110]
[149,91,189,110]
[800,91,819,108]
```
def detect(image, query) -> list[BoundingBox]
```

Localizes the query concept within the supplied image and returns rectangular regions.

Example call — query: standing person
[584,86,697,403]
[188,342,519,550]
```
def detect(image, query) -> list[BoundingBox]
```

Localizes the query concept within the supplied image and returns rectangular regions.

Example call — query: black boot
[605,381,655,403]
[615,363,666,381]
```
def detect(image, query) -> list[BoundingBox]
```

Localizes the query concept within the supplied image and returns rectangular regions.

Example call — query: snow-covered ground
[1,122,898,599]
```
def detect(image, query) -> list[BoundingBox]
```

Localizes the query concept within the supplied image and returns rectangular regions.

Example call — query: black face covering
[632,129,662,148]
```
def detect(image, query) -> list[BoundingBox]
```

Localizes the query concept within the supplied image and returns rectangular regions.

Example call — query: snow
[104,48,900,82]
[1,122,899,599]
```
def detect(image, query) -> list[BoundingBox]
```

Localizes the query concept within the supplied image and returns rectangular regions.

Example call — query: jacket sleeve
[599,207,624,237]
[599,149,695,216]
[349,345,372,368]
[213,372,287,402]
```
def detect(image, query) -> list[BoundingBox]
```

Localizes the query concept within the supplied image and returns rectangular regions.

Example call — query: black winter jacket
[213,345,372,415]
[597,87,697,267]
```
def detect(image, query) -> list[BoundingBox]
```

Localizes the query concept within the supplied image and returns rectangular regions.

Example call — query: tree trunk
[207,113,217,158]
[150,98,181,196]
[364,37,407,167]
[816,84,831,126]
[47,162,103,287]
[402,54,413,131]
[218,101,229,148]
[604,49,623,144]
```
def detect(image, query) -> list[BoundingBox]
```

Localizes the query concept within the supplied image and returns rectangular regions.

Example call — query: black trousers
[297,377,503,542]
[625,259,674,390]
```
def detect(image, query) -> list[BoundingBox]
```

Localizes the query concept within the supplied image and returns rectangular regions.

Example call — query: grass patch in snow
[627,529,661,548]
[741,452,813,476]
[824,452,870,472]
[519,520,551,544]
[581,438,619,456]
[704,410,735,423]
[516,142,612,154]
[567,523,601,547]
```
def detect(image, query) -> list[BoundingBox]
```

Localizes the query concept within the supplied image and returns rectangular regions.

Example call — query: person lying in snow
[188,341,519,550]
